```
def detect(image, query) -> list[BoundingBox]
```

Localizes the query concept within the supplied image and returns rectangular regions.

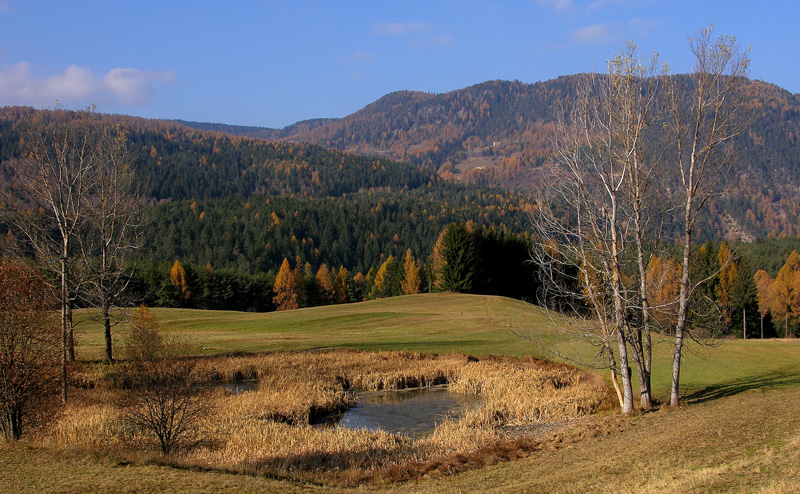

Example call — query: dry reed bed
[47,350,609,484]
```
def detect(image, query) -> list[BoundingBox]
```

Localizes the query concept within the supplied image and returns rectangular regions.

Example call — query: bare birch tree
[6,106,100,403]
[3,106,142,396]
[533,72,637,413]
[666,26,750,406]
[80,123,143,363]
[609,44,664,409]
[532,44,663,413]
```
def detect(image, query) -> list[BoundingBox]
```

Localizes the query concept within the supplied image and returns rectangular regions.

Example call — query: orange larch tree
[272,258,299,311]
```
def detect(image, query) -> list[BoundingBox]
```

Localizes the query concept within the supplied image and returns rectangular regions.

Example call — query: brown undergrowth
[39,350,611,486]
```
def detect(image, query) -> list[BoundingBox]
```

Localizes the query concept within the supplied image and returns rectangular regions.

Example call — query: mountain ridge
[2,73,800,241]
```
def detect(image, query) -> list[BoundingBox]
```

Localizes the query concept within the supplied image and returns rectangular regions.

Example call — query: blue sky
[1,1,798,128]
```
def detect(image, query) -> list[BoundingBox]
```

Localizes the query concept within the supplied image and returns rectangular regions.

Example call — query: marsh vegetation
[39,349,607,485]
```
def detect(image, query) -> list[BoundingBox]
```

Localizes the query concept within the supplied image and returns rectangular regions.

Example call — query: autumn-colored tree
[430,229,447,291]
[400,249,421,295]
[363,266,377,299]
[272,258,299,311]
[371,255,400,299]
[579,253,611,315]
[333,265,349,304]
[315,264,334,306]
[124,306,165,362]
[353,271,366,301]
[0,261,59,440]
[169,260,190,302]
[716,243,738,331]
[770,251,800,338]
[645,255,681,333]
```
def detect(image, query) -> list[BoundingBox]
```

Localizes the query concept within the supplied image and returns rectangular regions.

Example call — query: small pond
[312,385,481,438]
[217,381,481,438]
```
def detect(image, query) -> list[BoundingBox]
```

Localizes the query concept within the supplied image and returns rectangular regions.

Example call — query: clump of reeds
[41,350,609,485]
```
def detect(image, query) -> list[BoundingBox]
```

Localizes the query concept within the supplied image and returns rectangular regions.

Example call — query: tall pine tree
[436,223,477,293]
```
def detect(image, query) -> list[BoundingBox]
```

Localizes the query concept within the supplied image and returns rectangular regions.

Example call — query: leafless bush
[121,306,207,455]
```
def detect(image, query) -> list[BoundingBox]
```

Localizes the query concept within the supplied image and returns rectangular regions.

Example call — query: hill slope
[181,75,800,240]
[0,107,435,202]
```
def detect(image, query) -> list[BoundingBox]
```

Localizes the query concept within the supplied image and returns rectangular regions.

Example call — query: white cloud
[587,0,650,12]
[586,0,613,12]
[538,0,649,15]
[372,21,432,36]
[0,62,175,108]
[410,35,454,49]
[435,36,455,47]
[371,21,453,49]
[570,23,619,45]
[103,68,174,105]
[536,0,575,13]
[346,51,377,63]
[628,17,661,38]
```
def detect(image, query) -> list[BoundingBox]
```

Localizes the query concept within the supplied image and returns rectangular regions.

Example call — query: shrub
[0,260,59,441]
[121,306,207,455]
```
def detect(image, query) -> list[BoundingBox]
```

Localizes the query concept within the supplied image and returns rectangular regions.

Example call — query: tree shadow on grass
[683,367,800,404]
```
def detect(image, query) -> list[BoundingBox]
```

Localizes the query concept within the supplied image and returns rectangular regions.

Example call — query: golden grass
[40,349,608,485]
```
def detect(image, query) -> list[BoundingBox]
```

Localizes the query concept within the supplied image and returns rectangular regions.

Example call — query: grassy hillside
[75,293,800,401]
[6,293,800,493]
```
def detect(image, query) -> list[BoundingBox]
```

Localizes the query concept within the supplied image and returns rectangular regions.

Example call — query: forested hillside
[179,76,800,240]
[0,106,435,202]
[0,107,538,300]
[0,100,800,331]
[143,185,535,274]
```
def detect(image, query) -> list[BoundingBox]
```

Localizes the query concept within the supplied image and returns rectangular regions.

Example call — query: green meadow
[75,293,800,400]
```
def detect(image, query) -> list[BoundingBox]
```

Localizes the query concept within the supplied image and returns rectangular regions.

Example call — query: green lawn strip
[71,293,800,405]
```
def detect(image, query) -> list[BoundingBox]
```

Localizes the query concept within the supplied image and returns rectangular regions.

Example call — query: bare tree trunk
[668,26,750,407]
[743,307,746,340]
[606,337,624,408]
[83,123,141,364]
[103,297,113,363]
[67,301,75,361]
[5,107,107,403]
[615,321,634,413]
[60,255,68,404]
[609,194,635,413]
[671,202,694,407]
[633,239,653,408]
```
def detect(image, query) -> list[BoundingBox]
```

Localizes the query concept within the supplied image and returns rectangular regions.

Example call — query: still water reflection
[312,385,479,438]
[218,381,480,438]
